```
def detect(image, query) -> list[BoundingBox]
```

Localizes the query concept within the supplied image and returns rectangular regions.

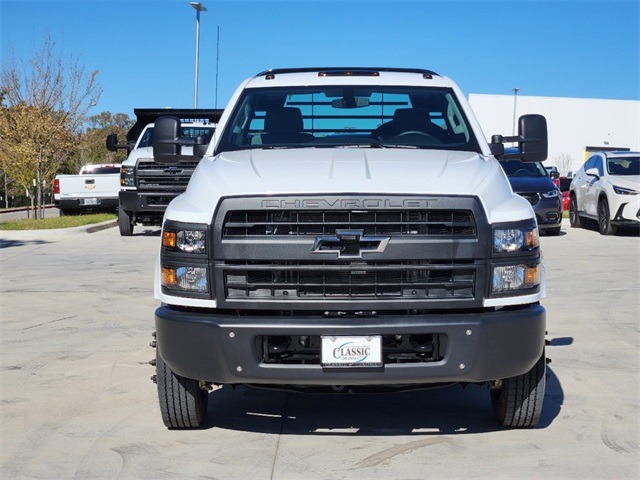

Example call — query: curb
[85,220,118,233]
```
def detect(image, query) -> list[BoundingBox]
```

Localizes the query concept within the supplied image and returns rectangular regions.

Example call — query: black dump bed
[126,108,224,148]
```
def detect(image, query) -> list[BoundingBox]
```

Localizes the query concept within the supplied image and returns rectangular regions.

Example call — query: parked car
[559,176,572,192]
[561,190,570,211]
[499,158,563,235]
[545,166,561,188]
[559,176,572,211]
[569,151,640,235]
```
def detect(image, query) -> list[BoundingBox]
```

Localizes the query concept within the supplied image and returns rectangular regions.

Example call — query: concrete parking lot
[1,220,638,479]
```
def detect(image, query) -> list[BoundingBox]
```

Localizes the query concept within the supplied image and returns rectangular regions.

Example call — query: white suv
[569,151,640,235]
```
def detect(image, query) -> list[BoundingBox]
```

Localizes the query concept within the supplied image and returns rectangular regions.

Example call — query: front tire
[118,206,134,236]
[156,349,208,429]
[569,196,585,228]
[491,350,546,428]
[545,226,561,236]
[598,199,618,235]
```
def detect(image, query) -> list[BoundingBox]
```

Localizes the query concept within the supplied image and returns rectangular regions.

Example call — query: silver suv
[569,151,640,235]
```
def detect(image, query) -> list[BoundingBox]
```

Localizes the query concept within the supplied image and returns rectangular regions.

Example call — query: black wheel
[569,196,585,228]
[118,206,134,236]
[545,226,561,236]
[156,349,208,429]
[491,350,546,428]
[598,199,618,235]
[59,208,69,217]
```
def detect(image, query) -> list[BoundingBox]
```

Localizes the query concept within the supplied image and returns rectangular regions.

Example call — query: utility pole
[190,2,207,108]
[512,87,520,136]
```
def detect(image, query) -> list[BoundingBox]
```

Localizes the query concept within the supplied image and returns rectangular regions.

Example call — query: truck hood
[167,148,532,224]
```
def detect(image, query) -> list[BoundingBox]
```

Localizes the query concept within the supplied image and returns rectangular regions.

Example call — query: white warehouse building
[468,94,640,175]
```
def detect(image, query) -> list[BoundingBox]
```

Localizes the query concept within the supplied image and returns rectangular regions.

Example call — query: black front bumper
[155,304,545,386]
[119,190,178,213]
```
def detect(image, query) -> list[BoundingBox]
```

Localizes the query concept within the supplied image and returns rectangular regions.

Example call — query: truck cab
[150,68,549,429]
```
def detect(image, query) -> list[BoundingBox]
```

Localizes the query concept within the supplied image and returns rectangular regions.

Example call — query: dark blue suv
[499,159,563,235]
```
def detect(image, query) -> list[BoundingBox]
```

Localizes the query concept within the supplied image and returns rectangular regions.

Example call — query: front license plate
[321,336,382,368]
[83,198,98,205]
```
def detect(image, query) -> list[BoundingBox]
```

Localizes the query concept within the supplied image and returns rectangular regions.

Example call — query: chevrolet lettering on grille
[311,230,390,259]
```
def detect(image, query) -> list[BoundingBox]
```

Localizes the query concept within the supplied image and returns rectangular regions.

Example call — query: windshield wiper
[379,144,421,149]
[260,145,316,150]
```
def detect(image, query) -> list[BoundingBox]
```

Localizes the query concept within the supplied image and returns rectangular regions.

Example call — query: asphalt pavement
[0,219,638,479]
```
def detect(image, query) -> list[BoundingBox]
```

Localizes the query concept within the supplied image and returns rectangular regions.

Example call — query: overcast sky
[1,0,638,117]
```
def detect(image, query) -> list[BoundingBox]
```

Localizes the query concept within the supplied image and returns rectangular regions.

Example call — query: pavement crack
[21,315,77,331]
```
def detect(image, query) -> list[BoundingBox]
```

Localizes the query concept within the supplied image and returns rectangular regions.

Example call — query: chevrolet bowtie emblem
[311,230,390,258]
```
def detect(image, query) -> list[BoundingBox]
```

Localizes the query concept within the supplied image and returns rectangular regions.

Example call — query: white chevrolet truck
[106,108,222,236]
[151,67,549,429]
[53,163,121,215]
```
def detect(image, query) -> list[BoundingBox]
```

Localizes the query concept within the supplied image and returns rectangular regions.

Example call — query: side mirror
[153,116,181,165]
[153,116,208,165]
[106,133,128,152]
[585,168,599,178]
[492,114,548,162]
[550,171,560,179]
[519,114,548,162]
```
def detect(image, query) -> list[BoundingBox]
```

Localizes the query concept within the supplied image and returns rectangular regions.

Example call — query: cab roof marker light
[318,70,380,77]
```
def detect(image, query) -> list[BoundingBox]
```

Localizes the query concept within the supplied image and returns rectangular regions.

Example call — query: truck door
[584,155,604,216]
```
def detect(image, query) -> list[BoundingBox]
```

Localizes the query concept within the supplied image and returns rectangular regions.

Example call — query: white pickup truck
[53,164,121,215]
[150,67,550,430]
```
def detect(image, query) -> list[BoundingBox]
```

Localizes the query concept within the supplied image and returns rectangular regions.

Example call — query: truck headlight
[493,226,538,253]
[492,264,540,292]
[121,166,134,187]
[160,221,210,298]
[163,229,206,254]
[161,266,208,292]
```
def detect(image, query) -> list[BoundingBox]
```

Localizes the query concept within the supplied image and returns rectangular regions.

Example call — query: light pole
[511,87,520,136]
[190,2,207,108]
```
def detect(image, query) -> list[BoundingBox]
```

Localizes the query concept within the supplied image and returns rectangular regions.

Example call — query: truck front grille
[212,195,488,309]
[223,209,476,237]
[224,260,475,300]
[135,160,199,191]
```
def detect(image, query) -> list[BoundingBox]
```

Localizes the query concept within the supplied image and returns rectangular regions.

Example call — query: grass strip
[0,213,116,230]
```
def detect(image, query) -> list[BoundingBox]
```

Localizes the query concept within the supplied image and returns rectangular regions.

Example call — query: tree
[0,103,74,213]
[0,33,102,217]
[553,153,575,176]
[67,111,133,173]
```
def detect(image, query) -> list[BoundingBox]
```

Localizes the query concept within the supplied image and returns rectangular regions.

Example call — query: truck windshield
[216,86,480,154]
[137,126,215,148]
